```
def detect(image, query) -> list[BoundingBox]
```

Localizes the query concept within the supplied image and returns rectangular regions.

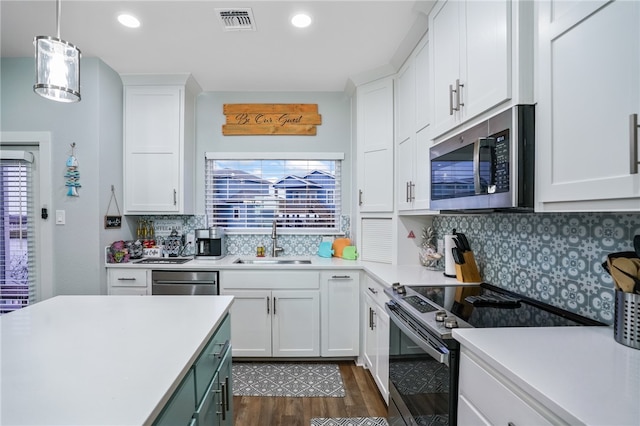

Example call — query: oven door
[385,303,459,426]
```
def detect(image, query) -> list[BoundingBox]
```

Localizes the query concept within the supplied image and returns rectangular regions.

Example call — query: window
[205,153,343,233]
[0,151,35,314]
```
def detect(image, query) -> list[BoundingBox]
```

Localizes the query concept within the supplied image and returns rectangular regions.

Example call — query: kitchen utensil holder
[455,251,482,283]
[614,289,640,350]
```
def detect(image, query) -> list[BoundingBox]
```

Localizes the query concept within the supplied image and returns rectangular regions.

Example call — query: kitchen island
[0,295,234,426]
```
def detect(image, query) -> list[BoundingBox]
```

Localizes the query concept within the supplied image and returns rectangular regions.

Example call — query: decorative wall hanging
[65,143,81,196]
[104,185,122,229]
[222,103,322,135]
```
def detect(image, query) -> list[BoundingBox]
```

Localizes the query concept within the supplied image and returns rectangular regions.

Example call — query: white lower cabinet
[107,268,149,295]
[220,270,320,357]
[320,271,360,357]
[362,275,390,403]
[458,349,560,426]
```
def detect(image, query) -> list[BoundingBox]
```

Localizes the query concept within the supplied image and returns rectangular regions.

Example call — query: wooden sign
[223,104,322,135]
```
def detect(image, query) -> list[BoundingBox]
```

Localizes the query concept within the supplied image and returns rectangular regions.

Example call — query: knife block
[455,251,482,283]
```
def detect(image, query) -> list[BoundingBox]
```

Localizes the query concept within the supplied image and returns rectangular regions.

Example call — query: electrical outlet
[437,238,444,254]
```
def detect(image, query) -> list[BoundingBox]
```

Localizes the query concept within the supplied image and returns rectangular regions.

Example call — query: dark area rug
[232,362,345,397]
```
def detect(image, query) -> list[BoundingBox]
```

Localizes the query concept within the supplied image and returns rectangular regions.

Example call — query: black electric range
[384,282,606,426]
[386,282,605,341]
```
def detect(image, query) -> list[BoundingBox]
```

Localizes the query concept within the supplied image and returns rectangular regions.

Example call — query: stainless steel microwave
[429,105,535,211]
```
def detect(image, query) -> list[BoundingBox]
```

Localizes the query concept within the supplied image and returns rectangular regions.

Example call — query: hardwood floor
[232,361,388,426]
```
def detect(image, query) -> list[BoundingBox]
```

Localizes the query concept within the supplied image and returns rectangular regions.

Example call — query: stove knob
[396,285,406,295]
[392,282,401,290]
[435,311,447,322]
[444,317,458,329]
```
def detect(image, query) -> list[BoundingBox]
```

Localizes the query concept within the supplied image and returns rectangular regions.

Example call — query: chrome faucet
[271,220,284,257]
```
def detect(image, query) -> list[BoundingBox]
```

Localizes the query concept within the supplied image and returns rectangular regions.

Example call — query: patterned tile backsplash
[140,215,351,258]
[433,213,640,325]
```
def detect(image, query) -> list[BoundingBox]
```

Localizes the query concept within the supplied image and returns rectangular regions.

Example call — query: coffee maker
[195,227,226,259]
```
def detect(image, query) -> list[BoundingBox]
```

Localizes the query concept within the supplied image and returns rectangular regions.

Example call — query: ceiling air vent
[216,8,256,31]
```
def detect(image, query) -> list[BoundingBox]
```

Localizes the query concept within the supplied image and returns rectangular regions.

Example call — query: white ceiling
[1,0,434,92]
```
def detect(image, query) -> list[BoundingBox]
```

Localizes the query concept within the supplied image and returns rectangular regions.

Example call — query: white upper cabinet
[395,35,433,212]
[430,0,514,138]
[536,0,640,211]
[357,77,395,213]
[122,74,200,214]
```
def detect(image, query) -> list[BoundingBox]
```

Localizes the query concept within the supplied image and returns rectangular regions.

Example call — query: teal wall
[433,213,640,324]
[1,57,127,296]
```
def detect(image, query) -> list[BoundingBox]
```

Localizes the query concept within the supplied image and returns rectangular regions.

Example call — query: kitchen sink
[233,259,312,265]
[134,257,192,264]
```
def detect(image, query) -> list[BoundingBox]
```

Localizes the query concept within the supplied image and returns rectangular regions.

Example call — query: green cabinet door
[153,368,196,426]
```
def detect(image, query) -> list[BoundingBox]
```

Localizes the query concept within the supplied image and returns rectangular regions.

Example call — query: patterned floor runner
[232,362,345,397]
[311,418,388,426]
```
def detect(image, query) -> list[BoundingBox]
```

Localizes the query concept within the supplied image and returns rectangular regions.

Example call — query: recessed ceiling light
[291,13,312,28]
[118,14,140,29]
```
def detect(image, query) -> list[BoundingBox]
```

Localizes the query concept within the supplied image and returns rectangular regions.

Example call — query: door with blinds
[1,148,36,313]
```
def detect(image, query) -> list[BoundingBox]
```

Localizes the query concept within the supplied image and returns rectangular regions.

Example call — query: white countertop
[107,255,468,288]
[453,326,640,426]
[0,295,234,426]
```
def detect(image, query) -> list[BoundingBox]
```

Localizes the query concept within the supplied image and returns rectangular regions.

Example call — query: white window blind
[0,151,35,314]
[205,154,342,233]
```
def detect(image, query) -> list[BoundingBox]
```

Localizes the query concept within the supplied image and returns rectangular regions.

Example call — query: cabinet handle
[449,84,455,115]
[331,275,351,279]
[358,189,363,206]
[369,307,374,330]
[212,340,230,358]
[368,287,378,294]
[456,79,464,110]
[220,381,227,421]
[224,376,230,412]
[117,277,136,281]
[267,296,270,314]
[273,297,277,315]
[507,423,516,426]
[630,113,639,174]
[371,309,376,329]
[173,189,177,206]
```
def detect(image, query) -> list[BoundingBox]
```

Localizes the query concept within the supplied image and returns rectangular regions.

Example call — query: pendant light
[33,0,81,103]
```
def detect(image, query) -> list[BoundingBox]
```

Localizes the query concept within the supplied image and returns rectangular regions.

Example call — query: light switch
[55,210,65,225]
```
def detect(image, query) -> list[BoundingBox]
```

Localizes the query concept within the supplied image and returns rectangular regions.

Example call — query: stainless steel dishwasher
[151,270,219,295]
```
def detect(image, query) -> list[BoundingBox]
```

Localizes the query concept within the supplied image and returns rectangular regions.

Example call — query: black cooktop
[411,283,606,328]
